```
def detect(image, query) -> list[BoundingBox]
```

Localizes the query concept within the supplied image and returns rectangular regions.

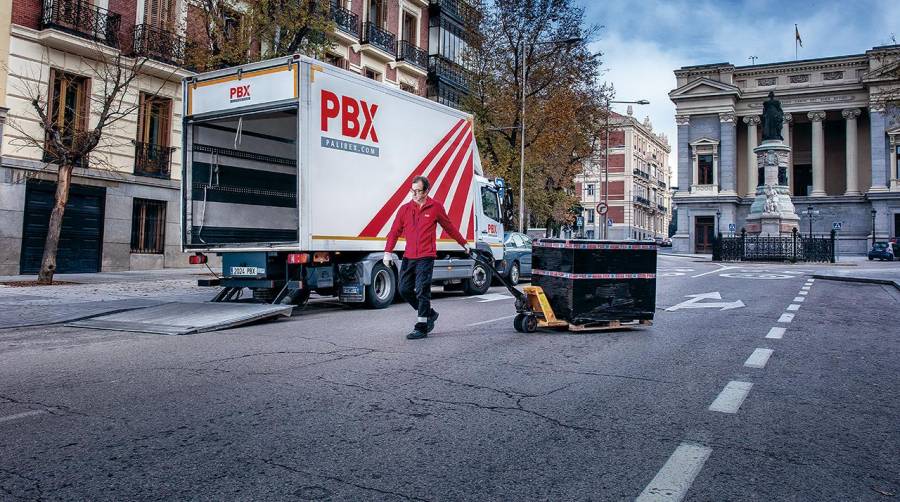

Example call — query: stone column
[842,108,861,196]
[676,115,691,192]
[869,106,889,192]
[719,112,737,195]
[808,111,827,197]
[783,113,793,190]
[743,116,760,196]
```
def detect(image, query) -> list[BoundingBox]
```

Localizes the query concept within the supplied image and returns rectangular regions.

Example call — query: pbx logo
[229,84,250,103]
[320,90,378,142]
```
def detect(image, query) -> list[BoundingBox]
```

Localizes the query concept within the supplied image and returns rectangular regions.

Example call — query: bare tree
[7,38,179,283]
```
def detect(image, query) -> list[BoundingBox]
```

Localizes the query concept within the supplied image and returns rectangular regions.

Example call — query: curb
[811,274,900,291]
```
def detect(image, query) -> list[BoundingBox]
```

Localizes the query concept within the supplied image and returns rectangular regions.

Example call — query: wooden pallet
[566,319,652,332]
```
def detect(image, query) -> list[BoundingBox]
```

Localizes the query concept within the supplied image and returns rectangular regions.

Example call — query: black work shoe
[426,310,440,333]
[406,329,428,340]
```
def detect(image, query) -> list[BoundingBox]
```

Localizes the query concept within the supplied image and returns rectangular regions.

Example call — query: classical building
[575,109,672,240]
[669,44,900,254]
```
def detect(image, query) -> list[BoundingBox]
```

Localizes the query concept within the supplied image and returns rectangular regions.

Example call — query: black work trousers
[398,257,435,325]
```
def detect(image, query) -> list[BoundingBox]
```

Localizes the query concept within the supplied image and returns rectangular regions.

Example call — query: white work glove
[382,252,392,267]
[464,244,472,255]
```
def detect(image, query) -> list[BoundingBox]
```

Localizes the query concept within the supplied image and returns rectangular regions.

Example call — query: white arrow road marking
[665,292,745,311]
[691,265,737,278]
[471,293,513,302]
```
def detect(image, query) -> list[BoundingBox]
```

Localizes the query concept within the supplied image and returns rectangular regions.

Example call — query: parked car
[661,238,673,247]
[868,242,896,261]
[497,232,533,285]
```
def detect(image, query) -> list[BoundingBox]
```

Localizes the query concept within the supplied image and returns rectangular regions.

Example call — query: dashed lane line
[709,381,753,414]
[778,313,794,323]
[0,410,47,423]
[635,443,713,502]
[793,297,805,302]
[744,349,774,369]
[786,304,801,311]
[765,327,786,339]
[801,286,811,291]
[799,291,808,296]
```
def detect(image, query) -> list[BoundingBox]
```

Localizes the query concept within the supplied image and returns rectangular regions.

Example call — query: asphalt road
[1,256,898,501]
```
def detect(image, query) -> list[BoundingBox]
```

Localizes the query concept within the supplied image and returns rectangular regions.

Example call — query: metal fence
[713,228,836,263]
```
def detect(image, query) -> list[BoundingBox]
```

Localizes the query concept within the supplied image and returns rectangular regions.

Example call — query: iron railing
[657,179,666,188]
[42,0,121,48]
[428,55,468,90]
[134,142,174,179]
[132,24,185,66]
[330,2,359,38]
[362,22,395,55]
[429,0,477,24]
[633,195,651,207]
[713,228,835,263]
[657,204,667,212]
[396,40,428,70]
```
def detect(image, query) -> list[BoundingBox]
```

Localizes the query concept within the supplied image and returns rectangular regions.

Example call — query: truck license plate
[340,285,364,302]
[231,266,263,276]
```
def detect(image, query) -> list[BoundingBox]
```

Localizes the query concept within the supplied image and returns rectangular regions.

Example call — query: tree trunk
[37,163,74,284]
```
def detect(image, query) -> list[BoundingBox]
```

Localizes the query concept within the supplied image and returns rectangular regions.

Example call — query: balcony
[656,179,666,188]
[361,22,396,60]
[428,55,468,91]
[634,169,650,181]
[657,204,667,212]
[429,0,477,25]
[41,0,122,48]
[633,195,651,207]
[395,40,428,75]
[132,24,185,66]
[134,142,174,179]
[330,3,359,43]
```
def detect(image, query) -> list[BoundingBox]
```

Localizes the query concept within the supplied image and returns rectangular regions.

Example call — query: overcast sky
[578,0,900,171]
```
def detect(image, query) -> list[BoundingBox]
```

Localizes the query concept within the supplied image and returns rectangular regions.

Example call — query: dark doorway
[894,213,900,239]
[694,216,715,254]
[20,181,106,274]
[793,164,812,196]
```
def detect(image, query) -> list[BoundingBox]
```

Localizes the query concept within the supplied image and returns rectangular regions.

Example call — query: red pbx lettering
[320,89,378,143]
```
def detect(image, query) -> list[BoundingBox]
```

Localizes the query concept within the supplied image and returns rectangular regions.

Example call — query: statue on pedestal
[761,91,784,141]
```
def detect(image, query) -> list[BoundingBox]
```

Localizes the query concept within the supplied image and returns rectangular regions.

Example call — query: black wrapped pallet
[532,239,657,325]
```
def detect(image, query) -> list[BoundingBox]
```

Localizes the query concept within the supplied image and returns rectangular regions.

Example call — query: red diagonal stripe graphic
[431,132,473,205]
[441,153,474,239]
[359,119,466,237]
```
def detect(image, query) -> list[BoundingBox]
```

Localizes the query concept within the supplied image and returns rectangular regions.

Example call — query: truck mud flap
[66,302,293,335]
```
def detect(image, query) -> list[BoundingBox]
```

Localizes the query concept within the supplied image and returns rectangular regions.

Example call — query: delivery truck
[181,55,508,308]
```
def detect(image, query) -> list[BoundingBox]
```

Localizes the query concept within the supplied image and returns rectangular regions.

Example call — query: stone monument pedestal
[744,139,800,235]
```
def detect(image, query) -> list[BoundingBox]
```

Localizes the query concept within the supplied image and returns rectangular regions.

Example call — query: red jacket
[385,197,467,259]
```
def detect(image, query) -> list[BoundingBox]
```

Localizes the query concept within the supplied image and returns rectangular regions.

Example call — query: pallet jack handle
[469,251,527,303]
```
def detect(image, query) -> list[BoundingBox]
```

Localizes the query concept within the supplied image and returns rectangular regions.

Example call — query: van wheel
[365,263,395,309]
[507,262,520,286]
[463,260,492,295]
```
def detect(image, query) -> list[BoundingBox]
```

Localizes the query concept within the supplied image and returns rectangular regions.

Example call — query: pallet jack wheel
[513,313,526,332]
[523,314,538,333]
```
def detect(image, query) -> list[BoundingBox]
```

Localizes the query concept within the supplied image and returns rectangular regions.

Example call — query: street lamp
[602,97,650,239]
[871,209,877,246]
[517,36,582,233]
[715,209,721,235]
[807,205,814,238]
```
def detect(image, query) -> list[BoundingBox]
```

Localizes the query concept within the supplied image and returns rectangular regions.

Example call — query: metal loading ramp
[67,302,293,335]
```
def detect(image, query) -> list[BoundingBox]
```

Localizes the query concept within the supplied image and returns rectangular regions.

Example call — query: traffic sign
[832,221,842,231]
[728,223,736,232]
[576,216,584,227]
[607,218,614,227]
[596,202,608,215]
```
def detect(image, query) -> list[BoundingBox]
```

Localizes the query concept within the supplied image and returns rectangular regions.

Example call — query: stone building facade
[575,109,671,241]
[669,45,900,254]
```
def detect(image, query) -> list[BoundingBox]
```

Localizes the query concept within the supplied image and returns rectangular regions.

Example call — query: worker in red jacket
[384,175,470,339]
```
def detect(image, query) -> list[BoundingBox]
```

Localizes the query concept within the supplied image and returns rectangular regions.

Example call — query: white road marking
[807,279,815,283]
[709,381,753,413]
[691,265,736,278]
[744,349,774,368]
[636,443,713,502]
[786,304,800,311]
[765,327,786,339]
[0,410,46,423]
[801,286,811,291]
[665,292,745,311]
[799,291,808,296]
[793,297,804,302]
[778,313,794,323]
[467,314,517,327]
[719,272,793,279]
[471,293,513,303]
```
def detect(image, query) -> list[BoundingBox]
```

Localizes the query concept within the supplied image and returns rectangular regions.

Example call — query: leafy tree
[465,0,611,232]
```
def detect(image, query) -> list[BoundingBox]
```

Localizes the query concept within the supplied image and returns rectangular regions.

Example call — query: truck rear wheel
[463,260,492,295]
[365,263,396,309]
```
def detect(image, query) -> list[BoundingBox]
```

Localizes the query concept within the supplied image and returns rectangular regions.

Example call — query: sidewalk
[811,258,900,290]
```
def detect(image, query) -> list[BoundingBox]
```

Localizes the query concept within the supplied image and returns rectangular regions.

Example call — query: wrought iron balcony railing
[428,55,468,90]
[330,2,359,39]
[362,22,395,56]
[657,179,666,188]
[657,204,667,212]
[396,40,428,70]
[41,0,121,48]
[633,195,651,207]
[132,24,185,66]
[134,142,174,179]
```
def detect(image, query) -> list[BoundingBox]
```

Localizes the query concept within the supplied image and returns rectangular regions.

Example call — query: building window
[368,0,386,27]
[698,154,713,185]
[131,199,166,254]
[402,10,417,44]
[325,53,348,70]
[588,210,595,224]
[45,70,89,166]
[135,93,173,178]
[586,183,595,196]
[364,67,381,81]
[399,81,418,95]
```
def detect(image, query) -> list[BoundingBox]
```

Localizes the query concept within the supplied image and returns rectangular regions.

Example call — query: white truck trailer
[181,55,509,308]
